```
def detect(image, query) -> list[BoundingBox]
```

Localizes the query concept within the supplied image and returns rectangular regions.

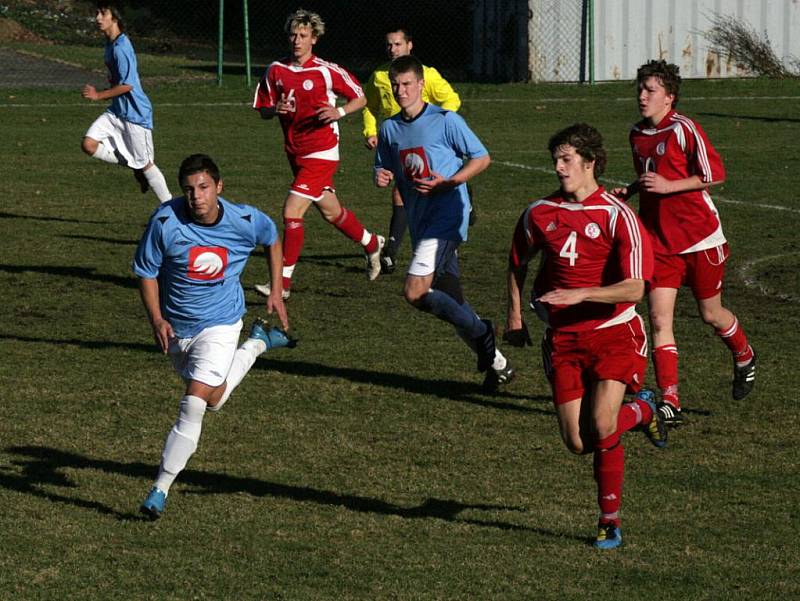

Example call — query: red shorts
[288,155,338,201]
[651,243,728,300]
[542,316,648,406]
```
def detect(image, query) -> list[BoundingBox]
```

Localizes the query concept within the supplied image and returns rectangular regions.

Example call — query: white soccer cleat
[366,235,385,281]
[254,283,290,300]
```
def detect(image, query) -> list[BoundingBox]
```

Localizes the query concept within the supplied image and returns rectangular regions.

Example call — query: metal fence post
[243,0,251,87]
[588,0,594,84]
[217,0,224,86]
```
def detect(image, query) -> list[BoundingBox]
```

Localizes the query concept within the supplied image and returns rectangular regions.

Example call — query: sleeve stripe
[603,193,643,280]
[672,113,714,182]
[314,58,364,97]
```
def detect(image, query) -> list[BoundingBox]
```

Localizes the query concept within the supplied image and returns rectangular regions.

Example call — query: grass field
[2,72,799,600]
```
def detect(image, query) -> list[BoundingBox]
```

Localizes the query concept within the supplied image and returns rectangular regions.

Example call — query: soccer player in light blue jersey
[134,154,292,519]
[81,2,172,203]
[374,55,512,392]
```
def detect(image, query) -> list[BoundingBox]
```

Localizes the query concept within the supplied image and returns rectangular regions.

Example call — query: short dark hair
[636,59,682,106]
[386,27,412,42]
[178,154,221,185]
[389,55,423,81]
[548,123,607,177]
[96,2,124,32]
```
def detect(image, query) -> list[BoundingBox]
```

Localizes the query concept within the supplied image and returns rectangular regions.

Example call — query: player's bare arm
[639,172,722,194]
[81,83,133,102]
[266,241,289,331]
[538,278,645,306]
[414,154,490,195]
[610,180,640,200]
[316,95,367,124]
[505,265,528,334]
[139,277,174,353]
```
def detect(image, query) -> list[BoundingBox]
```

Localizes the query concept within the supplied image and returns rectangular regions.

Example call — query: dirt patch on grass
[0,17,49,43]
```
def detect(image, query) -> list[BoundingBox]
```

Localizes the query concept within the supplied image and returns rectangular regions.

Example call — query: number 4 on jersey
[559,231,579,266]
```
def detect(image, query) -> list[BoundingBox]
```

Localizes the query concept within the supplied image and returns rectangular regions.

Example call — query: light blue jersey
[133,197,278,338]
[105,33,153,129]
[375,104,488,242]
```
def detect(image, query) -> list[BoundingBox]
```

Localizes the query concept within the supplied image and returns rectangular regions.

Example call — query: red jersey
[630,110,726,255]
[510,187,653,332]
[253,55,363,158]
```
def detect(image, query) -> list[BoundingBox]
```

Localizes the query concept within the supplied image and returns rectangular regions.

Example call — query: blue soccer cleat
[249,318,295,349]
[140,487,167,520]
[593,523,623,550]
[634,388,668,449]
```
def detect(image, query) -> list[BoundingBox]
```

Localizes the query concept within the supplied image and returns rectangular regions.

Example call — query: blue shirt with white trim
[375,104,488,242]
[105,33,153,129]
[133,196,278,338]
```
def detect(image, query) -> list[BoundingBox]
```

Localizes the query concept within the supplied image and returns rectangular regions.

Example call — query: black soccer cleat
[657,401,684,428]
[379,252,396,274]
[482,361,515,393]
[732,349,756,400]
[474,319,496,373]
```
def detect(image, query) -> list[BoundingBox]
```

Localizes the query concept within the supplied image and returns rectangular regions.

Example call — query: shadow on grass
[0,211,111,225]
[0,333,155,353]
[2,445,582,541]
[258,358,553,413]
[0,264,137,288]
[60,234,139,246]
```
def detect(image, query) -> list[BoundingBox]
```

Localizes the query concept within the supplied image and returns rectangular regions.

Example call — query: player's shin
[154,395,206,493]
[143,164,172,203]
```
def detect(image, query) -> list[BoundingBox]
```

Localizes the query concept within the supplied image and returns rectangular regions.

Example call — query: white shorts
[168,320,242,387]
[407,238,460,277]
[85,111,154,169]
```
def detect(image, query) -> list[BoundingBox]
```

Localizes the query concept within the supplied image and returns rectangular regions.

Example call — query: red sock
[333,208,376,252]
[716,317,753,365]
[653,344,680,408]
[617,399,652,434]
[282,217,304,289]
[594,434,624,527]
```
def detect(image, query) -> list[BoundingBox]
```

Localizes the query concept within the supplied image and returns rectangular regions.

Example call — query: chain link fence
[0,0,591,87]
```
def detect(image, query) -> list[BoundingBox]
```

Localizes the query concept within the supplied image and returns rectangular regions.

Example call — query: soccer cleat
[140,486,167,520]
[379,252,396,274]
[593,523,622,550]
[482,361,515,393]
[658,401,684,428]
[474,319,497,373]
[254,283,290,300]
[634,389,667,449]
[249,318,295,349]
[468,207,477,227]
[366,235,385,281]
[732,350,756,400]
[133,168,150,194]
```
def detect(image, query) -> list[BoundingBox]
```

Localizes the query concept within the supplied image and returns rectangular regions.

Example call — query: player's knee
[81,137,98,155]
[404,287,426,307]
[563,435,585,455]
[594,421,618,443]
[649,310,673,334]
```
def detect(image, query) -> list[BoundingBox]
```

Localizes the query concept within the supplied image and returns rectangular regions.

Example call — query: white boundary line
[738,253,800,303]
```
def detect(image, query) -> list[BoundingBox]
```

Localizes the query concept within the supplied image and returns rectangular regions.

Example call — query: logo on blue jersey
[188,246,228,281]
[400,147,430,180]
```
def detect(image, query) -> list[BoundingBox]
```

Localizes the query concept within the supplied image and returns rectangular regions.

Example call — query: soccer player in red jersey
[614,60,756,425]
[252,9,383,299]
[505,123,666,549]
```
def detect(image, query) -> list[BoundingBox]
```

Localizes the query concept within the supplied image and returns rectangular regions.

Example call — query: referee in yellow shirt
[362,27,468,274]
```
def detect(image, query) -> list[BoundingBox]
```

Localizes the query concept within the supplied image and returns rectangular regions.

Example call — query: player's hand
[537,287,587,306]
[316,104,342,124]
[267,294,289,331]
[413,171,450,195]
[502,321,533,347]
[365,136,378,150]
[374,168,394,188]
[276,89,296,114]
[609,186,628,199]
[639,171,673,194]
[81,84,99,101]
[150,318,174,354]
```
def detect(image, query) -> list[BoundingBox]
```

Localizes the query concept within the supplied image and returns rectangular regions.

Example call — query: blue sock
[420,290,486,339]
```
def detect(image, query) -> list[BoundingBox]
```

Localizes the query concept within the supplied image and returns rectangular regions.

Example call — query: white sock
[144,164,173,203]
[154,395,206,493]
[91,142,119,165]
[207,338,266,412]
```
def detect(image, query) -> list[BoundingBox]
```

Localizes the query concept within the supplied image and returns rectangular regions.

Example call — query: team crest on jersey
[188,246,228,281]
[584,223,601,239]
[303,79,314,90]
[399,147,431,180]
[656,142,666,155]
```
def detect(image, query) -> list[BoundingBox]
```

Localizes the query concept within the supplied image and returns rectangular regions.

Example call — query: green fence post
[243,0,251,87]
[217,0,224,86]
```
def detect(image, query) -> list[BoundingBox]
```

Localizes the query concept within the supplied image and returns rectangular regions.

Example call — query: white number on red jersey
[559,231,579,266]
